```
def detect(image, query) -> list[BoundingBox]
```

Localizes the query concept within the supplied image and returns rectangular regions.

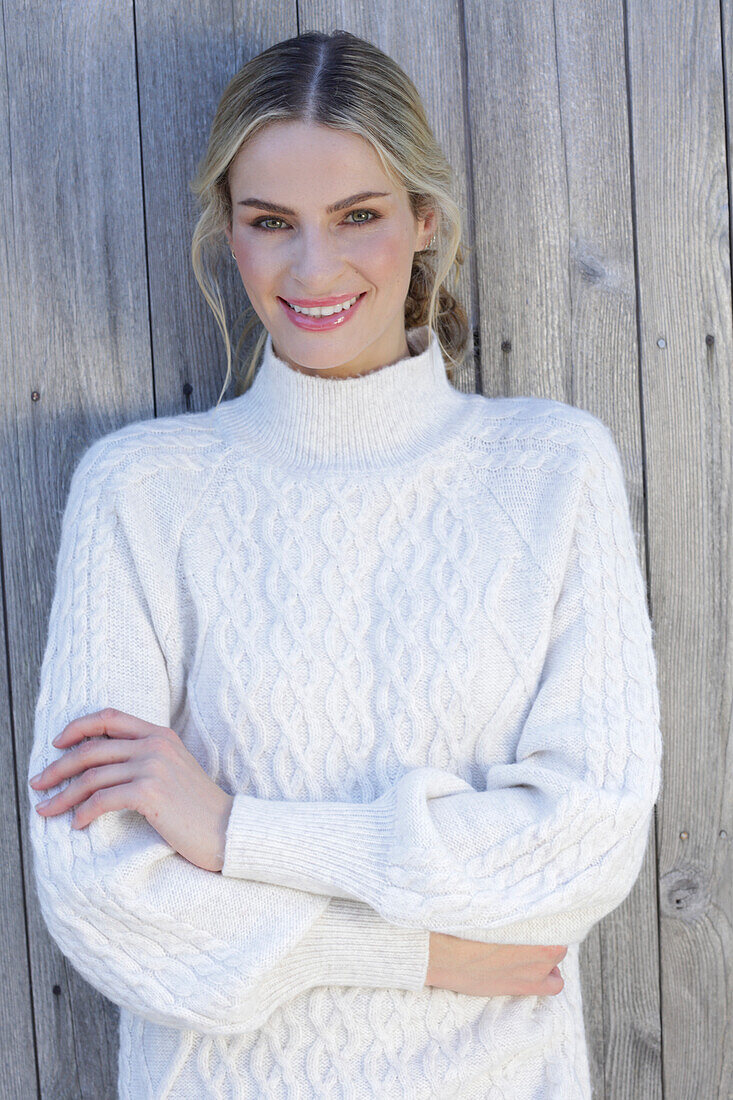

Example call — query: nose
[288,227,346,290]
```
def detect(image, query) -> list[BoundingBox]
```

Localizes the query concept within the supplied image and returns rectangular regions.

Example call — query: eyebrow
[236,191,391,216]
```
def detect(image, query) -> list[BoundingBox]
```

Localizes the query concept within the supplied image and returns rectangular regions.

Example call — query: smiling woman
[28,26,661,1100]
[189,30,469,393]
[220,121,437,378]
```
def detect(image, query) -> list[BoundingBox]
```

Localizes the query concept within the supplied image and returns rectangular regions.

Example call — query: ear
[418,206,439,250]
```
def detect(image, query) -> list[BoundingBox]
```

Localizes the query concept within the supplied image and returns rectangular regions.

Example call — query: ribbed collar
[217,324,471,472]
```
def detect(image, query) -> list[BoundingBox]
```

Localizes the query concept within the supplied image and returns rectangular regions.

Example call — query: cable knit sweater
[28,324,662,1099]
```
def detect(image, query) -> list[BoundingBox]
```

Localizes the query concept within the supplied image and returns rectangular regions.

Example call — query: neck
[271,334,412,379]
[217,325,471,472]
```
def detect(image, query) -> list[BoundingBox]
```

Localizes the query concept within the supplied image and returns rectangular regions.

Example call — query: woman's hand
[426,932,567,997]
[29,707,235,873]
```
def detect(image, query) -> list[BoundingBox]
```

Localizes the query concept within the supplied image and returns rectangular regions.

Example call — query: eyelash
[250,209,383,231]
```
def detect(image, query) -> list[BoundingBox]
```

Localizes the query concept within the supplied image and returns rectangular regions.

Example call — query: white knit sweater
[28,324,662,1099]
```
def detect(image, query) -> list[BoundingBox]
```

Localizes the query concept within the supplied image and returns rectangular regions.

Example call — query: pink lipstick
[278,291,367,331]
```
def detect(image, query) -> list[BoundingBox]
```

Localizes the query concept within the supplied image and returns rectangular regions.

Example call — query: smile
[283,293,364,317]
[278,292,368,330]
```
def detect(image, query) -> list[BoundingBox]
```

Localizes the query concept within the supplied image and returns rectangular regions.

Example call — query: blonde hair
[189,29,470,403]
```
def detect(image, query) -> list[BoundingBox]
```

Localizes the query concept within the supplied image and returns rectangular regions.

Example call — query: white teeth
[287,295,360,317]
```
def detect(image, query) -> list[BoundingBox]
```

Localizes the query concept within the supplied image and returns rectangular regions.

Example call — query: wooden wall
[1,1,730,1097]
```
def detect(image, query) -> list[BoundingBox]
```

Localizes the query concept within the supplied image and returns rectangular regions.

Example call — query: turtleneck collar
[216,324,472,473]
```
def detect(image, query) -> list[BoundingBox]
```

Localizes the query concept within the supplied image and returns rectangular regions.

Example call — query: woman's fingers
[30,707,176,792]
[34,762,136,822]
[31,735,135,791]
[29,706,233,872]
[70,780,143,829]
[51,706,173,748]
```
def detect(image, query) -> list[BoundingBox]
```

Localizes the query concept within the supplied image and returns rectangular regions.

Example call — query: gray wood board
[631,0,733,1096]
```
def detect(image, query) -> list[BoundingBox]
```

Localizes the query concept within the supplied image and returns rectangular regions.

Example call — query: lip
[278,291,367,331]
[284,293,364,307]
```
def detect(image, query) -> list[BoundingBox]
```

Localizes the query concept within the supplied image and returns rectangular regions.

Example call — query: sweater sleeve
[220,417,663,946]
[28,437,429,1037]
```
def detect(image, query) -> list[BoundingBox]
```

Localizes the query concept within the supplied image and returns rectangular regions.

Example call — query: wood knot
[659,866,708,921]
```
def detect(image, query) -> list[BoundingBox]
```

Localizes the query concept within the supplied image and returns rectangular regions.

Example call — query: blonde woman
[28,29,662,1099]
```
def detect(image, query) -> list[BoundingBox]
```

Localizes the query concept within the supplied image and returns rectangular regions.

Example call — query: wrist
[213,792,235,873]
[425,931,457,987]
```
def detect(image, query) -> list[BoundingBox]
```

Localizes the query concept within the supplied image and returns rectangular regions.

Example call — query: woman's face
[224,120,437,378]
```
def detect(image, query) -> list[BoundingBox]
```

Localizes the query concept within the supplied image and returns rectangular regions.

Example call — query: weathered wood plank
[463,1,662,1097]
[629,0,733,1096]
[0,5,39,1097]
[3,1,153,1095]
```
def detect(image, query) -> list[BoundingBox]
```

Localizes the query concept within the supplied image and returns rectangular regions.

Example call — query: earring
[230,249,236,259]
[422,234,437,252]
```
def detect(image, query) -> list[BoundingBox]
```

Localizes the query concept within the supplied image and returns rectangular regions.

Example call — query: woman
[27,28,662,1099]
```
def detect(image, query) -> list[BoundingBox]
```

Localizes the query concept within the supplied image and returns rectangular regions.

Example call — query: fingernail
[30,773,42,785]
[52,735,61,746]
[36,798,50,809]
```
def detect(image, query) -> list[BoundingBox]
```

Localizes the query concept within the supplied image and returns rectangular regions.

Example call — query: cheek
[232,246,277,299]
[360,230,415,292]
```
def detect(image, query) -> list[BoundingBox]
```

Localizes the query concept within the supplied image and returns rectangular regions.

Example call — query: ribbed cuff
[221,792,395,909]
[288,897,430,992]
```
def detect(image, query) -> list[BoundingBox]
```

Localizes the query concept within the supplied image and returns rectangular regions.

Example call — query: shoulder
[61,405,237,562]
[67,403,231,503]
[460,393,622,479]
